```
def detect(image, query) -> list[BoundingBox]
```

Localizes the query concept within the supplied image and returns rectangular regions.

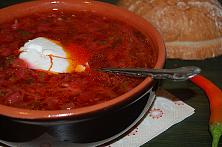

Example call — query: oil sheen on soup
[0,11,157,110]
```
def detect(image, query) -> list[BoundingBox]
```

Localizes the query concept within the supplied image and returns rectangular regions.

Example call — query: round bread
[117,0,222,60]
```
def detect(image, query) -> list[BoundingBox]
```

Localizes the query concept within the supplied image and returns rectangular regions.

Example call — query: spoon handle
[99,66,201,81]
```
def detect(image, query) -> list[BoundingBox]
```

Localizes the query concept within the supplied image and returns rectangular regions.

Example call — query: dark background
[0,0,222,147]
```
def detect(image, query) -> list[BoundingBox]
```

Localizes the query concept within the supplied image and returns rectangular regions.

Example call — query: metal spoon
[98,66,201,81]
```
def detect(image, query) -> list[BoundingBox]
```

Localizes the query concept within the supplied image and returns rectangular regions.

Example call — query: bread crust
[118,0,222,60]
[166,37,222,59]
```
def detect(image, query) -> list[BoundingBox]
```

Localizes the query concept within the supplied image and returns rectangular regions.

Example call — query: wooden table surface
[0,0,222,147]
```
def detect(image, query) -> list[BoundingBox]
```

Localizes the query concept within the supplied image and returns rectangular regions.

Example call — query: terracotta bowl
[0,0,165,121]
[0,0,165,144]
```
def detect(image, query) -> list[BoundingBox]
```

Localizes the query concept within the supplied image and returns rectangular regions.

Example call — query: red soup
[0,11,157,110]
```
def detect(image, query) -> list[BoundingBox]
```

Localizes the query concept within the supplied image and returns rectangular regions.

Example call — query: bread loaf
[118,0,222,60]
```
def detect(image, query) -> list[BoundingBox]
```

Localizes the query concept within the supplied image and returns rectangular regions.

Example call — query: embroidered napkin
[106,96,195,147]
[0,90,195,147]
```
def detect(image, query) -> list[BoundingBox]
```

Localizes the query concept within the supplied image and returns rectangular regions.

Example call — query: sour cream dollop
[19,37,88,73]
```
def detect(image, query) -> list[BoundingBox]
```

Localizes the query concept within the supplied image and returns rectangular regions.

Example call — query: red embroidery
[149,108,164,119]
[174,101,184,106]
[127,127,139,136]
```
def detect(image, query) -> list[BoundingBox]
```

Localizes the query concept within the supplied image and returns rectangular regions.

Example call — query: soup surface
[0,11,157,110]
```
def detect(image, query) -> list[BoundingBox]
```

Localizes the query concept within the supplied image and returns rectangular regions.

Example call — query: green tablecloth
[0,0,222,146]
[147,57,222,147]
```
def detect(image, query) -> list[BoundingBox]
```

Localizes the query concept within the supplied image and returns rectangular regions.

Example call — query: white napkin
[0,96,194,147]
[107,96,195,147]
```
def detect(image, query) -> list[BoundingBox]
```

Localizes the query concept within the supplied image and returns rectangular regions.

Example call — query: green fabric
[144,57,222,147]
